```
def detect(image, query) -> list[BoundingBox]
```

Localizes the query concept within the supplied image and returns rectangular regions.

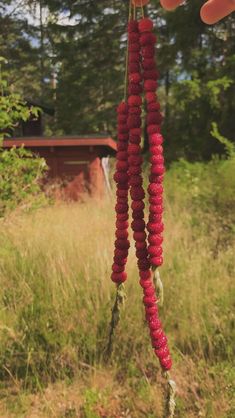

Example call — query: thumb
[200,0,235,24]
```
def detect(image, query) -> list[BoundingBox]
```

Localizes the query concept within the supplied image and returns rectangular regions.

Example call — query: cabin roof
[3,135,117,152]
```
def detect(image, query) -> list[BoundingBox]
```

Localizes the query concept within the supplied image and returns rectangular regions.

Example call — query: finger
[159,0,184,11]
[200,0,235,24]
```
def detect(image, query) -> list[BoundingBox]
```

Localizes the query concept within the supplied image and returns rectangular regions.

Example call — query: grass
[0,160,234,417]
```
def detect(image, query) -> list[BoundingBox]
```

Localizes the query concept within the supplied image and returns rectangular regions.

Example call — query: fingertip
[160,0,184,11]
[200,0,235,25]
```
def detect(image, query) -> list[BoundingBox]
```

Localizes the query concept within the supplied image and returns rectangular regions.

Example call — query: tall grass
[0,160,234,416]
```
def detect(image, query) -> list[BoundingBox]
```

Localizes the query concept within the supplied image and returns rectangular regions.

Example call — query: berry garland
[109,4,176,416]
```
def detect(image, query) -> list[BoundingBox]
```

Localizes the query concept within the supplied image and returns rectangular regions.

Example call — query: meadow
[0,159,234,418]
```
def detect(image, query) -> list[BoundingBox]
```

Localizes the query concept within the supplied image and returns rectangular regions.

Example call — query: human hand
[159,0,235,24]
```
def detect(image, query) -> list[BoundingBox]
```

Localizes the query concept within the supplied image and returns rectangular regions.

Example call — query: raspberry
[136,248,148,259]
[114,172,128,184]
[138,258,151,270]
[128,62,140,73]
[131,219,145,232]
[135,241,147,250]
[142,59,156,70]
[115,239,130,250]
[128,20,138,33]
[151,165,165,175]
[116,213,128,221]
[112,264,124,273]
[150,155,164,164]
[116,189,128,198]
[149,214,162,223]
[154,335,168,349]
[129,73,142,84]
[145,92,157,103]
[138,18,154,33]
[139,278,152,288]
[160,356,172,371]
[143,295,157,306]
[129,165,142,175]
[114,256,127,265]
[149,196,163,205]
[129,175,142,186]
[130,186,145,200]
[117,151,128,160]
[116,220,128,230]
[131,201,145,211]
[142,46,155,59]
[114,248,128,258]
[140,33,156,46]
[111,271,127,283]
[149,319,162,330]
[151,328,164,341]
[128,144,141,155]
[117,134,128,143]
[129,32,139,43]
[132,209,144,219]
[147,112,162,125]
[117,115,127,124]
[116,161,128,171]
[143,70,160,80]
[129,42,140,53]
[118,124,128,134]
[148,246,162,257]
[129,52,141,63]
[128,84,143,95]
[149,174,164,184]
[133,231,146,241]
[128,155,143,166]
[149,133,163,145]
[147,102,161,112]
[116,229,128,239]
[155,346,170,359]
[117,102,128,114]
[147,125,161,134]
[147,184,163,195]
[150,145,163,154]
[115,202,128,214]
[127,115,141,129]
[145,305,158,315]
[144,79,157,92]
[151,256,163,266]
[144,286,155,296]
[147,222,164,234]
[129,106,142,115]
[130,128,142,136]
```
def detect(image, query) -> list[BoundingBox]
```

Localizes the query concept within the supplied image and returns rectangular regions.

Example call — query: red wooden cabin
[3,136,117,200]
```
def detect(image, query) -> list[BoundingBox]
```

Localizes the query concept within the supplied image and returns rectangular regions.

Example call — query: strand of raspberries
[111,16,172,372]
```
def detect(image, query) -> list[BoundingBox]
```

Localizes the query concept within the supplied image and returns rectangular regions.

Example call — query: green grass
[0,159,234,417]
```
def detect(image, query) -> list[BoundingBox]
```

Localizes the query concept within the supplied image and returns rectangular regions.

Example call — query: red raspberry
[118,124,128,134]
[138,259,151,270]
[136,248,148,260]
[135,241,147,250]
[130,186,145,200]
[129,175,142,187]
[116,189,128,198]
[143,70,160,80]
[149,214,162,223]
[128,84,143,95]
[144,286,155,297]
[111,271,127,283]
[142,59,156,70]
[147,112,162,125]
[150,145,163,155]
[160,356,172,371]
[117,134,128,142]
[131,219,145,232]
[147,222,164,234]
[149,174,164,184]
[129,106,142,115]
[147,102,161,112]
[129,52,141,63]
[131,201,145,211]
[118,115,127,124]
[130,136,141,145]
[154,335,168,349]
[117,197,128,205]
[115,202,128,214]
[115,239,130,250]
[151,328,164,341]
[116,213,128,221]
[139,270,151,279]
[145,92,157,103]
[149,318,162,330]
[138,18,154,33]
[128,62,140,73]
[114,256,127,265]
[112,264,124,273]
[130,128,142,136]
[155,346,170,359]
[114,248,128,258]
[129,32,139,43]
[132,209,144,219]
[150,155,164,164]
[117,151,128,160]
[139,278,152,288]
[144,80,157,92]
[143,295,157,306]
[147,125,161,134]
[127,115,141,129]
[116,220,128,230]
[116,230,128,239]
[149,133,163,145]
[129,73,142,84]
[142,46,155,59]
[148,246,162,257]
[128,95,142,107]
[133,231,146,241]
[145,305,158,315]
[128,20,138,33]
[148,184,163,195]
[114,172,128,184]
[140,33,156,46]
[149,204,163,215]
[116,161,128,171]
[151,256,163,266]
[149,196,163,205]
[128,155,143,166]
[151,165,165,175]
[129,166,141,175]
[117,102,128,114]
[129,43,140,53]
[128,144,141,155]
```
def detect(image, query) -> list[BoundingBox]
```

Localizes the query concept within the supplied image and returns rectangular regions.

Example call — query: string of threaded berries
[111,101,130,285]
[127,19,172,372]
[139,17,165,269]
